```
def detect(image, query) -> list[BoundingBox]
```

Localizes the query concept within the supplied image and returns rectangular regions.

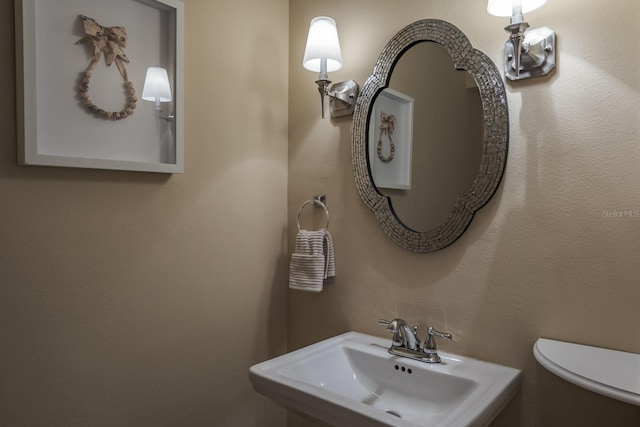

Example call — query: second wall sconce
[303,16,359,119]
[142,66,175,120]
[488,0,556,81]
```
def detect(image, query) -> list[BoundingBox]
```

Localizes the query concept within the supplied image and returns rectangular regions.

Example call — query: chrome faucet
[379,319,452,363]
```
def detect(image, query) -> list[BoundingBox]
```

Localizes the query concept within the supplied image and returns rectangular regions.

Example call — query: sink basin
[250,332,521,426]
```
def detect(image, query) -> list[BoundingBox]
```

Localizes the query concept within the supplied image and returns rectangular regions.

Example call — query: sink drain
[385,410,402,418]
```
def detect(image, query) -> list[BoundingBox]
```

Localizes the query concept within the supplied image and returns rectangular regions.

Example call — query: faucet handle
[422,326,453,363]
[378,318,417,334]
[379,319,403,347]
[427,326,452,341]
[378,318,407,332]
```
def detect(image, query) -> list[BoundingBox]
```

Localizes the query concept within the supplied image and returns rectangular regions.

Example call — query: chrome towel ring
[297,195,330,231]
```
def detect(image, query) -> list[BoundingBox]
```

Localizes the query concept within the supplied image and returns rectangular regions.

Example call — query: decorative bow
[380,112,396,135]
[76,15,129,80]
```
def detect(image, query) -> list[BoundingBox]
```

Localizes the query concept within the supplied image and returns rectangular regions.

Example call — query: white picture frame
[15,0,185,173]
[368,88,414,190]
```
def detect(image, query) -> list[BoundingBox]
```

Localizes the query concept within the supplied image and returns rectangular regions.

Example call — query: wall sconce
[303,16,359,119]
[487,0,556,81]
[142,66,175,120]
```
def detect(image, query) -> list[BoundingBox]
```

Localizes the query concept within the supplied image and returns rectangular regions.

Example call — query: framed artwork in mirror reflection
[368,89,413,190]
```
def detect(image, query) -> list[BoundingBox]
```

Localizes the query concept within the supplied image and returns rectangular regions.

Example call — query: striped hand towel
[289,229,335,292]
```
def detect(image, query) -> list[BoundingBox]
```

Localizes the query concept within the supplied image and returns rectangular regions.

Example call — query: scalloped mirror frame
[352,19,509,253]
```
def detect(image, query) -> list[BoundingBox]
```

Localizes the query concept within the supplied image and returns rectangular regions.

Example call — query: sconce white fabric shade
[302,16,343,73]
[142,67,172,104]
[487,0,547,16]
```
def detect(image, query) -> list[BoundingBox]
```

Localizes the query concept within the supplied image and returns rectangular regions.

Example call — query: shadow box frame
[15,0,185,173]
[368,88,414,190]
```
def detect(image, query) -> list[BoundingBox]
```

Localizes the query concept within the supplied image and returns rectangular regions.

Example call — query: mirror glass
[352,19,508,252]
[370,42,483,232]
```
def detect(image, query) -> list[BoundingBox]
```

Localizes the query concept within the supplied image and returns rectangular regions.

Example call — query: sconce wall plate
[504,26,555,81]
[329,80,359,117]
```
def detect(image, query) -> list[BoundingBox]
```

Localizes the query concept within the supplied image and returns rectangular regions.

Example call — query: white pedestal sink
[250,332,521,427]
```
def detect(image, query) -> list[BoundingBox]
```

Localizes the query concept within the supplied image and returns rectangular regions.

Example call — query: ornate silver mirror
[352,19,508,253]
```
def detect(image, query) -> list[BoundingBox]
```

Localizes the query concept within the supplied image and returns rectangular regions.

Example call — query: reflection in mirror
[352,19,508,252]
[370,42,483,232]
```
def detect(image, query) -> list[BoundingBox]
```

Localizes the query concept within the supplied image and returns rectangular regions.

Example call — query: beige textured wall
[288,1,640,426]
[0,0,288,425]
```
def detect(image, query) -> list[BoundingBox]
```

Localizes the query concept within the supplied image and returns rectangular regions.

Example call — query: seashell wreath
[75,15,136,120]
[377,112,396,163]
